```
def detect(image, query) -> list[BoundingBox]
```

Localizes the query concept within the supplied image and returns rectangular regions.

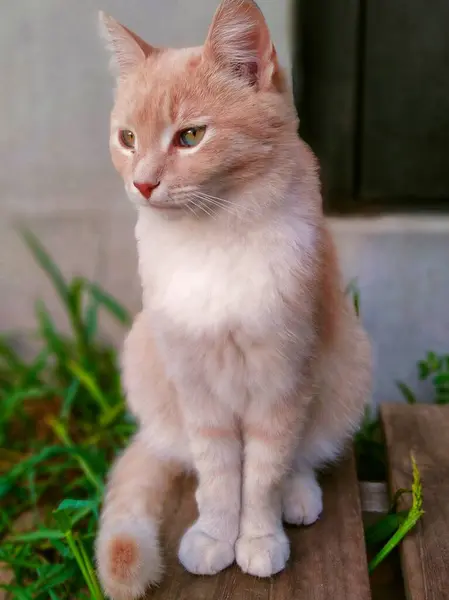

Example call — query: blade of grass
[365,511,408,546]
[87,282,131,326]
[47,417,104,493]
[1,387,51,423]
[68,277,90,364]
[66,360,110,413]
[35,563,78,593]
[53,511,103,600]
[77,536,105,599]
[36,301,67,366]
[396,381,417,404]
[368,454,424,572]
[99,401,125,428]
[5,529,65,543]
[55,499,98,515]
[21,229,69,305]
[21,348,49,387]
[85,293,99,342]
[0,585,33,600]
[0,337,28,372]
[60,377,81,421]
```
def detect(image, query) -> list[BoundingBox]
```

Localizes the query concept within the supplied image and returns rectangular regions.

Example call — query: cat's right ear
[98,12,155,79]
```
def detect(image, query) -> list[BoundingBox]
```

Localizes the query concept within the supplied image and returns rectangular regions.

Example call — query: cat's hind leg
[282,316,371,527]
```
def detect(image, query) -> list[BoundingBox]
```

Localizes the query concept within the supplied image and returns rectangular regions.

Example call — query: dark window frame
[293,0,449,215]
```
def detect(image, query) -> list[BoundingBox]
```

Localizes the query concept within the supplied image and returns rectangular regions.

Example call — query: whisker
[194,191,262,217]
[192,193,255,222]
[185,202,199,218]
[187,198,217,220]
[191,195,241,220]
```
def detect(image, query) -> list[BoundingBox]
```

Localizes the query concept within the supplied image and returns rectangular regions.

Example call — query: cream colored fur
[95,1,372,598]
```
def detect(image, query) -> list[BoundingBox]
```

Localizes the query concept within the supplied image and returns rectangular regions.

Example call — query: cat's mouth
[148,201,184,211]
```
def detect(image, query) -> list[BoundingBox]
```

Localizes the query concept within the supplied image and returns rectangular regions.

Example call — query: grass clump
[0,230,134,599]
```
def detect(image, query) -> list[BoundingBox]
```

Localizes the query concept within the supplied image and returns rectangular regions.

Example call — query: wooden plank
[381,404,449,600]
[149,453,371,599]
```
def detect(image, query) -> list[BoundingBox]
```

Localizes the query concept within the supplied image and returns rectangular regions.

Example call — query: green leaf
[0,586,33,600]
[85,295,99,342]
[35,301,67,363]
[47,418,104,493]
[56,498,97,511]
[0,337,27,371]
[36,562,78,592]
[53,510,72,534]
[77,537,105,599]
[436,390,449,404]
[21,229,69,305]
[433,372,449,386]
[5,529,65,543]
[55,498,99,519]
[0,554,43,570]
[365,511,407,546]
[87,282,131,325]
[68,277,91,363]
[1,387,49,422]
[99,401,125,428]
[418,360,430,380]
[344,278,361,317]
[21,348,49,386]
[396,381,417,404]
[426,351,442,373]
[60,377,81,420]
[368,454,424,572]
[66,360,110,413]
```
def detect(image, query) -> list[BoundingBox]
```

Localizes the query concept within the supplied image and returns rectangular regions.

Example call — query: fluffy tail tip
[96,519,163,600]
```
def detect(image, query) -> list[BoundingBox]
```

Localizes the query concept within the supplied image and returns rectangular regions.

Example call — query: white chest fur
[135,211,314,335]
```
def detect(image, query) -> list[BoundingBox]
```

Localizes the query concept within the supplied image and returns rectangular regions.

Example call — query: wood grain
[381,404,449,600]
[147,453,371,600]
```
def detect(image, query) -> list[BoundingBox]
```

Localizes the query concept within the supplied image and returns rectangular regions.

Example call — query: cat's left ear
[99,12,156,80]
[204,0,283,91]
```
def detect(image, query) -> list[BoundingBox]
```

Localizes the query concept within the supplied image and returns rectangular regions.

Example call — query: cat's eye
[175,126,207,148]
[119,129,136,149]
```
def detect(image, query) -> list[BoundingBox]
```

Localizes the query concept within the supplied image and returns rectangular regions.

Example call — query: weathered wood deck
[149,453,371,600]
[381,404,449,600]
[140,403,449,599]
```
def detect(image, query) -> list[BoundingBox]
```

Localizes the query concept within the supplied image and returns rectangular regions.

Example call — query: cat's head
[100,0,298,218]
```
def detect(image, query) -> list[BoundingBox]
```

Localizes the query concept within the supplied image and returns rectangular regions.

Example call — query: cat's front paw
[178,524,235,575]
[235,530,290,577]
[282,471,323,526]
[96,519,162,600]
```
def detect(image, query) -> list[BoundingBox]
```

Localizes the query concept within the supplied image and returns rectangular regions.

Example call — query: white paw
[282,472,323,526]
[96,519,162,600]
[178,523,235,575]
[235,531,290,577]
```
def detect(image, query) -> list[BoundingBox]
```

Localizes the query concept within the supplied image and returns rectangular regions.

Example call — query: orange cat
[96,1,372,598]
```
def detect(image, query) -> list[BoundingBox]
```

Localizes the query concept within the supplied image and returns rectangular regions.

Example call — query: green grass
[0,235,430,597]
[0,230,134,599]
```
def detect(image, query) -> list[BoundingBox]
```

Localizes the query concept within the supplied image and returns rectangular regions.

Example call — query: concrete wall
[1,1,448,404]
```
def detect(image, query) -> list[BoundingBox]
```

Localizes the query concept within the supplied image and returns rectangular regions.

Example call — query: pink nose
[133,181,160,199]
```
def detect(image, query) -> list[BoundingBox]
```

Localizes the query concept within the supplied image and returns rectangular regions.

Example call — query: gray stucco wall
[1,1,448,405]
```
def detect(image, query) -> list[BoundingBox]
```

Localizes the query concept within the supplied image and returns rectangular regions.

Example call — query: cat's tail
[96,434,179,600]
